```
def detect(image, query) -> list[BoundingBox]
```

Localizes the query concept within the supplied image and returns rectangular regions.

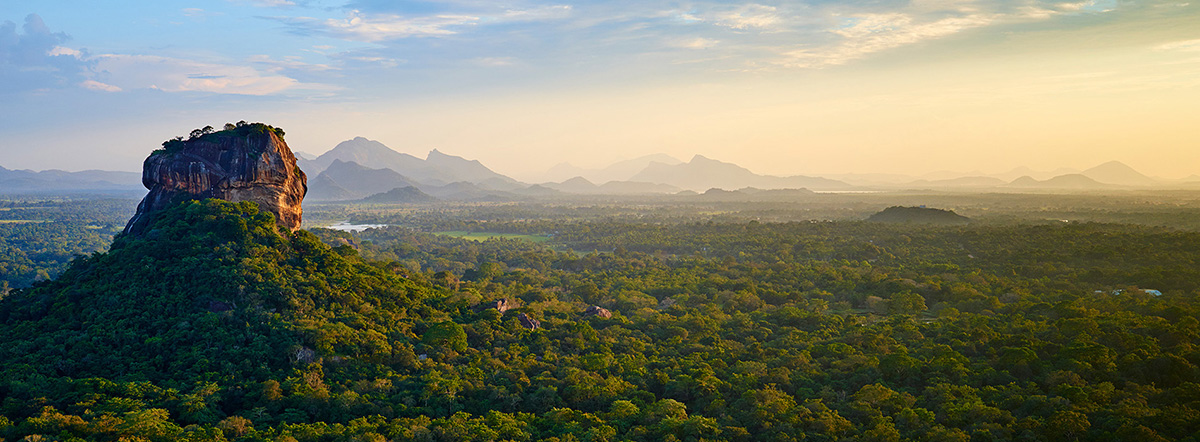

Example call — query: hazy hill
[299,137,522,187]
[629,155,851,191]
[991,166,1080,182]
[306,174,357,201]
[900,176,1007,189]
[543,177,681,195]
[417,181,519,201]
[1081,161,1157,186]
[511,184,563,197]
[309,160,418,200]
[597,181,681,194]
[867,206,971,225]
[693,187,816,201]
[358,186,438,203]
[545,153,683,183]
[299,137,426,177]
[0,165,142,193]
[545,176,599,193]
[1006,174,1114,189]
[426,149,522,189]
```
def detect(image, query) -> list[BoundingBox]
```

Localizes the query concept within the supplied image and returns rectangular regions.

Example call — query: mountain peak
[1081,160,1156,186]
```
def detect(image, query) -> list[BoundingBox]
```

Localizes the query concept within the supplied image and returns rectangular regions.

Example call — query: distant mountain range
[1005,174,1114,189]
[0,166,142,193]
[0,136,1181,198]
[1079,161,1158,187]
[545,154,683,184]
[628,155,852,191]
[298,137,519,189]
[540,177,681,195]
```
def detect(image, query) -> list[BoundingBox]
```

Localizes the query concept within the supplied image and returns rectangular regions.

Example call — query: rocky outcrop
[491,298,512,314]
[584,306,612,319]
[518,313,541,330]
[124,124,307,236]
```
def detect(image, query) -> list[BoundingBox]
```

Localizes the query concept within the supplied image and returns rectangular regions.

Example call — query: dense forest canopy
[1,196,1200,441]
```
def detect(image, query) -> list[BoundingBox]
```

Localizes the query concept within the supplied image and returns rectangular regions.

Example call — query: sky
[1,0,1198,181]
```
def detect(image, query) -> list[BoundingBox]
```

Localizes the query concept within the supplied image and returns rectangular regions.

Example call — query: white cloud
[248,54,335,72]
[779,13,994,68]
[94,54,301,95]
[772,2,1111,69]
[501,5,572,22]
[472,56,516,67]
[81,80,121,92]
[338,55,405,68]
[230,0,296,7]
[317,10,480,42]
[1156,39,1200,52]
[276,5,573,43]
[48,46,82,57]
[671,37,720,49]
[712,4,780,30]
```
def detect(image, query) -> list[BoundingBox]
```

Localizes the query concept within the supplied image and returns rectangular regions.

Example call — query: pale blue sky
[2,1,1198,180]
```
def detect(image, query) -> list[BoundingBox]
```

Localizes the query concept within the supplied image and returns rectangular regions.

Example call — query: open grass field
[436,231,551,243]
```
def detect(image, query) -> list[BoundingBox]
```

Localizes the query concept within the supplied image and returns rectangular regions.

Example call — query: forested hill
[0,200,442,439]
[867,206,971,225]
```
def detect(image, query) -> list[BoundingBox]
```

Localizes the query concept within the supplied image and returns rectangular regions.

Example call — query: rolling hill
[629,155,851,191]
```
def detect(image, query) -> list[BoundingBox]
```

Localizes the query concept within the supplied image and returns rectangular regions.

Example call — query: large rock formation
[123,123,307,236]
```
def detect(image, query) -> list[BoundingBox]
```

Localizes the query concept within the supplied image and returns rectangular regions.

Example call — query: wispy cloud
[1156,39,1200,52]
[773,1,1121,69]
[93,54,303,95]
[248,54,336,72]
[712,4,781,31]
[472,56,517,67]
[499,5,572,22]
[671,37,720,49]
[81,79,121,92]
[230,0,297,7]
[270,4,574,43]
[320,10,479,42]
[779,13,994,68]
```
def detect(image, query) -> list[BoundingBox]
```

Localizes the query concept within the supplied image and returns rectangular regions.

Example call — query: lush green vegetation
[866,207,970,225]
[0,198,135,293]
[3,197,1200,441]
[436,231,552,244]
[156,122,287,155]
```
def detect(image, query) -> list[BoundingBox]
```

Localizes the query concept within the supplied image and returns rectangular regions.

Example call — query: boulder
[518,313,541,330]
[584,305,612,319]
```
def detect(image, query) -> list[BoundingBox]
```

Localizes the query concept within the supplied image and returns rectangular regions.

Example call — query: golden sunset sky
[2,1,1198,179]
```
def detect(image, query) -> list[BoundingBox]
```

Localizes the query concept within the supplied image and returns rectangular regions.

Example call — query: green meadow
[435,231,551,243]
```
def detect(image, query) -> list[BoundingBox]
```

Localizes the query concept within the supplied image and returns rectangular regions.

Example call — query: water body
[325,222,389,232]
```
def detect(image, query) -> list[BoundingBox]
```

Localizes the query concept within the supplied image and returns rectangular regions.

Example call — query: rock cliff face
[123,125,307,236]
